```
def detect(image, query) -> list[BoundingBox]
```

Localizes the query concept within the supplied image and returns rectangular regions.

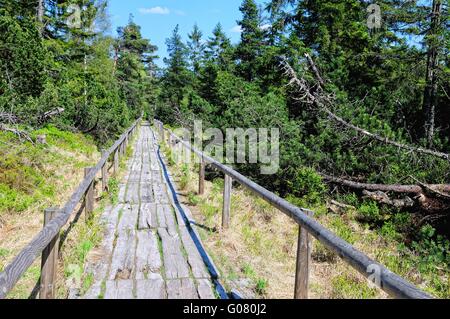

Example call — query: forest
[0,0,449,298]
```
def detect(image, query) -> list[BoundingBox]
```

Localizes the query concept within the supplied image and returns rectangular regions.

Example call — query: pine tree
[158,25,191,122]
[187,23,205,75]
[116,16,158,118]
[235,0,265,82]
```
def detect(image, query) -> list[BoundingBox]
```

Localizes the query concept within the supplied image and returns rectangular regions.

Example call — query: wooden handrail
[154,119,432,300]
[0,118,141,299]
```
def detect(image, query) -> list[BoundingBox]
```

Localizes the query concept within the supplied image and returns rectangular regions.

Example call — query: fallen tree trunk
[321,173,450,213]
[320,174,450,195]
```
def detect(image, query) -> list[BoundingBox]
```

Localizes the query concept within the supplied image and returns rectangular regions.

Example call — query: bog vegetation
[0,0,449,298]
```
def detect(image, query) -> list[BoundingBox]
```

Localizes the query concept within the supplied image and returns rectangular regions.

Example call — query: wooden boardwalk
[82,123,216,299]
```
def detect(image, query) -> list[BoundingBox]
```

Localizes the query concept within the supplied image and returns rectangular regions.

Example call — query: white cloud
[230,25,243,33]
[260,24,272,31]
[139,6,170,15]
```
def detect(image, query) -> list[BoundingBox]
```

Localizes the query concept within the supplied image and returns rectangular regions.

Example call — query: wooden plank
[113,149,119,176]
[39,208,60,299]
[294,211,313,299]
[166,279,198,299]
[135,230,162,279]
[153,183,169,204]
[197,279,216,300]
[101,150,108,192]
[138,203,157,230]
[179,226,209,279]
[136,279,166,299]
[109,229,136,280]
[83,282,102,299]
[140,183,154,203]
[104,280,134,299]
[128,170,141,183]
[199,159,205,195]
[158,228,190,280]
[141,164,152,183]
[222,175,232,229]
[151,170,161,183]
[125,183,140,204]
[118,184,126,203]
[84,167,95,220]
[157,205,177,237]
[117,205,138,231]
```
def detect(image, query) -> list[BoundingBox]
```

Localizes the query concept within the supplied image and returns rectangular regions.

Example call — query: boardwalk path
[82,122,217,299]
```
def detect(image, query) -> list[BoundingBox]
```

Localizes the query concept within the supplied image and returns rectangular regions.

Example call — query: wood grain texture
[138,203,157,230]
[135,230,162,279]
[179,226,209,279]
[166,279,198,299]
[158,228,190,280]
[294,211,313,299]
[39,208,60,299]
[222,175,232,229]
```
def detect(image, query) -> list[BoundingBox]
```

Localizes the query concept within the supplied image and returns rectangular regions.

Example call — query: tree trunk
[37,0,44,34]
[423,0,442,147]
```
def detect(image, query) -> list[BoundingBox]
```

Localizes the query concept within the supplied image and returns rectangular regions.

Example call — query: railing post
[222,174,232,229]
[101,149,108,193]
[40,207,60,299]
[84,167,95,220]
[199,158,205,195]
[294,211,314,299]
[113,148,119,176]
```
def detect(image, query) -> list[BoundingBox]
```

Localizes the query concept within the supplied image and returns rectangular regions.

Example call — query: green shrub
[358,201,381,223]
[288,167,327,205]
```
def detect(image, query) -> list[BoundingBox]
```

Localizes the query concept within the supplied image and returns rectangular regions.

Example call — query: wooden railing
[0,119,140,299]
[153,119,432,299]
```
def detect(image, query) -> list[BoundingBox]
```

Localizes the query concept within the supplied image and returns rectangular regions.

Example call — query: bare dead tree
[280,54,450,161]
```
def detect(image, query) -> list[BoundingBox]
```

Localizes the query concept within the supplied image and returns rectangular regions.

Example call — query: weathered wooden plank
[166,279,199,299]
[84,167,95,220]
[135,230,162,279]
[128,170,141,183]
[125,183,140,204]
[39,208,60,299]
[199,159,205,195]
[197,279,216,300]
[117,205,138,231]
[156,205,177,236]
[138,203,157,230]
[118,184,126,203]
[158,228,190,280]
[136,279,166,299]
[153,183,169,204]
[151,170,161,183]
[104,280,134,299]
[179,226,209,279]
[294,211,313,299]
[140,183,154,203]
[141,164,152,183]
[83,282,102,299]
[222,175,232,229]
[109,229,136,280]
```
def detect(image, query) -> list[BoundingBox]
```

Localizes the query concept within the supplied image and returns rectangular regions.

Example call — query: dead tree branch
[0,124,34,144]
[280,54,450,161]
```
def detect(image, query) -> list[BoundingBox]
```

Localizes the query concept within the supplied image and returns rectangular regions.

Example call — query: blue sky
[107,0,268,66]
